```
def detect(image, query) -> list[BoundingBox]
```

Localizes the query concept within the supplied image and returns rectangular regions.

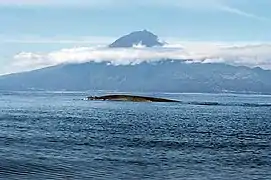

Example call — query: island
[86,94,179,102]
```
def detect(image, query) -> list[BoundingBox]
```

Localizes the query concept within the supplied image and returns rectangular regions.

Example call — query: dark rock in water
[109,30,165,48]
[87,94,179,102]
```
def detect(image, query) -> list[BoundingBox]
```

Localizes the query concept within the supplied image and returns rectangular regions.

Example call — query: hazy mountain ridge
[0,60,270,94]
[1,30,271,94]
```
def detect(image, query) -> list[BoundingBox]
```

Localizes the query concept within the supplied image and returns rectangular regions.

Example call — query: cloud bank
[5,43,271,75]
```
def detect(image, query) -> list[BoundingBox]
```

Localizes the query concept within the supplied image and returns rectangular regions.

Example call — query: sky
[1,0,271,74]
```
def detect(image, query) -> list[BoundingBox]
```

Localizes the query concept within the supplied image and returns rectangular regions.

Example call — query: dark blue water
[0,91,270,180]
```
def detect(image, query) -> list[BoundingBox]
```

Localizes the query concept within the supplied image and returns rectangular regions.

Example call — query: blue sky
[1,0,271,40]
[1,0,271,74]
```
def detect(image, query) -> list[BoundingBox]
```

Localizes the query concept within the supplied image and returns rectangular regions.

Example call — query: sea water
[0,91,270,180]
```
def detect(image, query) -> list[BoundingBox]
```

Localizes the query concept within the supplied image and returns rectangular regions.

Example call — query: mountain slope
[1,30,271,94]
[1,61,270,94]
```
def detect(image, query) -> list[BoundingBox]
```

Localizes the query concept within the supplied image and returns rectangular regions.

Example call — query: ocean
[0,91,270,180]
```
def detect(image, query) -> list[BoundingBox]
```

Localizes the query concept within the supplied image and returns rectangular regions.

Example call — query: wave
[87,99,271,107]
[180,101,271,107]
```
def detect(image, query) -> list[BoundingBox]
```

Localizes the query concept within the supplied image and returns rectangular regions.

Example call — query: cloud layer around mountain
[4,42,271,75]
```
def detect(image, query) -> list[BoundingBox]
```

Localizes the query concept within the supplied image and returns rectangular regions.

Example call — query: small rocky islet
[86,94,179,102]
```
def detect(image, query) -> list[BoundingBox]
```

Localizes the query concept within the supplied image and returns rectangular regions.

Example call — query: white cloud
[170,0,270,22]
[218,5,270,22]
[3,42,271,75]
[201,44,271,68]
